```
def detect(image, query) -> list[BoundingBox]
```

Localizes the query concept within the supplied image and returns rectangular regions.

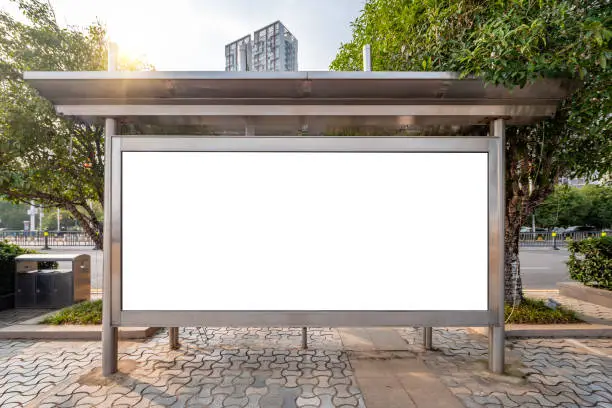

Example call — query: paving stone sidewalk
[0,309,51,328]
[0,326,610,407]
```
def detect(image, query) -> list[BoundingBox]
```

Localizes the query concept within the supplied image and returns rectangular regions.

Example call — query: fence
[1,229,606,249]
[0,230,96,247]
[519,231,606,248]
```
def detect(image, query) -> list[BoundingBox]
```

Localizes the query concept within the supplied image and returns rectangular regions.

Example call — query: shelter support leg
[489,325,505,373]
[301,327,308,349]
[423,327,433,350]
[101,34,118,375]
[169,327,180,350]
[102,325,118,376]
[489,118,506,374]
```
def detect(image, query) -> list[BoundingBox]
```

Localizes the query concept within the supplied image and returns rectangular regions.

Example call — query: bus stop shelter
[24,47,573,377]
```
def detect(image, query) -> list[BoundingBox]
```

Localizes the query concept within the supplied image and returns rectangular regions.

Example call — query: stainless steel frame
[489,119,506,373]
[108,136,502,330]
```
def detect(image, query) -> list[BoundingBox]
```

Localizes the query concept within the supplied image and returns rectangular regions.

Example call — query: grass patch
[505,298,582,324]
[40,300,102,325]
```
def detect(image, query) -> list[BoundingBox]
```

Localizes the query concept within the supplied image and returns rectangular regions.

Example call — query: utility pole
[39,207,43,232]
[57,208,61,231]
[27,204,37,233]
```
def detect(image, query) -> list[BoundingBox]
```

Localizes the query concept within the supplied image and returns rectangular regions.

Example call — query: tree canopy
[331,0,611,303]
[535,184,612,229]
[0,0,151,248]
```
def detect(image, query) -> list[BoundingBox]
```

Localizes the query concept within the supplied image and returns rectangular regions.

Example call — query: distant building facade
[225,21,298,72]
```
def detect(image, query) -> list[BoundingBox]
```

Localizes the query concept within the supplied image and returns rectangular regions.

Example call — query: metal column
[101,43,119,377]
[489,118,506,374]
[423,327,433,350]
[363,44,372,71]
[169,327,180,350]
[301,327,308,349]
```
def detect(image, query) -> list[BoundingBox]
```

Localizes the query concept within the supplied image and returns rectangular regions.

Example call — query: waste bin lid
[15,254,89,262]
[38,269,72,274]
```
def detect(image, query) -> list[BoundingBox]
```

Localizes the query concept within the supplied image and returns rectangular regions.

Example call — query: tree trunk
[504,210,524,305]
[66,204,103,250]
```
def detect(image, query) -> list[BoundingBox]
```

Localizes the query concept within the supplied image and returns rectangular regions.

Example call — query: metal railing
[519,231,605,247]
[0,230,95,247]
[0,229,606,249]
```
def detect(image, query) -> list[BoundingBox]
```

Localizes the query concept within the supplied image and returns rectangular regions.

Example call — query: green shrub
[0,240,57,296]
[567,236,612,290]
[505,298,581,324]
[40,300,102,325]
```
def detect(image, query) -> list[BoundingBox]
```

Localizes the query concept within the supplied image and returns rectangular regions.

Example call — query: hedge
[567,236,612,290]
[0,240,56,296]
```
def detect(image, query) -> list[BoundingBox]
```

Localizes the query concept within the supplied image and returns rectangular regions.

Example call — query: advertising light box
[122,152,488,311]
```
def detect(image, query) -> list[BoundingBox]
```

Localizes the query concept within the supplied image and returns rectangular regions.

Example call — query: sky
[0,0,365,71]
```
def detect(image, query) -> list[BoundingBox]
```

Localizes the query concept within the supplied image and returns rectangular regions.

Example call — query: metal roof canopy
[23,71,576,132]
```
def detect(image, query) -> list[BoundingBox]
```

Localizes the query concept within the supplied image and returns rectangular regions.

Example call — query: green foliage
[331,0,611,303]
[0,240,56,296]
[504,297,582,324]
[0,0,151,249]
[567,236,612,290]
[0,200,28,229]
[535,185,612,228]
[40,299,102,325]
[40,208,79,231]
[581,184,612,229]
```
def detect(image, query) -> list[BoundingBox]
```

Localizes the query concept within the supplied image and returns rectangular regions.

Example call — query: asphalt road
[519,247,572,290]
[39,246,570,291]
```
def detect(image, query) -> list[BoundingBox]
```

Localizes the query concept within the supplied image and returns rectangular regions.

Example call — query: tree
[0,0,152,248]
[0,199,28,229]
[582,185,612,229]
[40,208,79,231]
[331,0,611,304]
[534,185,590,228]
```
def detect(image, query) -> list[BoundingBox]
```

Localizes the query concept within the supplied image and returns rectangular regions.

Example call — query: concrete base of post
[423,327,433,350]
[169,327,179,350]
[102,325,118,376]
[488,325,505,374]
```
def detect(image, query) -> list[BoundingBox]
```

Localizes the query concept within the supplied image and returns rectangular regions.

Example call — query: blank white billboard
[122,152,488,311]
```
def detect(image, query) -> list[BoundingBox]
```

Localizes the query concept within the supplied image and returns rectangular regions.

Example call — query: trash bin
[15,271,37,308]
[15,254,90,309]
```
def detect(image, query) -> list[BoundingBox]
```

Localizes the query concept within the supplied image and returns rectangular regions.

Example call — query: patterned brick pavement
[397,328,612,408]
[0,309,52,328]
[0,327,610,407]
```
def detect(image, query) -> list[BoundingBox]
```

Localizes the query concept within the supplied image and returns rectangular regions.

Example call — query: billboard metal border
[109,136,501,328]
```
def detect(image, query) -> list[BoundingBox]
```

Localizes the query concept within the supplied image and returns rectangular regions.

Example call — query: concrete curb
[468,324,612,338]
[0,325,160,340]
[558,282,612,309]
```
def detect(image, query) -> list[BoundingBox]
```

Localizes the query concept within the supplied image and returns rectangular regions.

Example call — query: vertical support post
[102,41,118,377]
[489,118,506,374]
[29,204,36,234]
[423,327,433,350]
[245,125,255,136]
[245,117,255,136]
[169,327,180,350]
[43,231,50,250]
[301,327,308,349]
[363,44,372,72]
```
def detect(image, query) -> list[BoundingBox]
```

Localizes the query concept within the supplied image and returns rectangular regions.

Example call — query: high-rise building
[224,21,298,72]
[225,35,252,72]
